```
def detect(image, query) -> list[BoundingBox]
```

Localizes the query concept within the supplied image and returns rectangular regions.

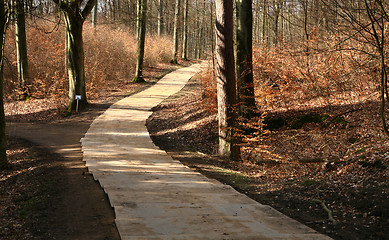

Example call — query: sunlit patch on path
[81,63,332,240]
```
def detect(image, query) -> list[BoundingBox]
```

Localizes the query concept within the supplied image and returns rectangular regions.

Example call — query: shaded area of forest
[147,73,389,240]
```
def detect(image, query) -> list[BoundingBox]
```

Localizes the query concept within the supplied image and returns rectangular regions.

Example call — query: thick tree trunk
[181,0,188,60]
[0,0,7,169]
[171,0,180,64]
[64,13,87,112]
[15,0,30,100]
[157,0,163,36]
[215,0,240,160]
[133,0,146,83]
[236,0,256,119]
[54,0,95,113]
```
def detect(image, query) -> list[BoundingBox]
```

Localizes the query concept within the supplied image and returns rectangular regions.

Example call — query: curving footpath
[81,63,332,240]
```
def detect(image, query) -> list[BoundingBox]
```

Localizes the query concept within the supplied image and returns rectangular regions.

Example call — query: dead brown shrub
[3,20,173,103]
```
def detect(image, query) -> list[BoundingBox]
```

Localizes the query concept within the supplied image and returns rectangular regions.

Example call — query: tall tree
[0,0,8,170]
[157,0,163,36]
[363,0,389,135]
[330,0,389,135]
[53,0,96,112]
[171,0,180,64]
[215,0,240,160]
[14,0,29,100]
[272,0,283,45]
[132,0,146,82]
[135,0,140,40]
[236,0,256,119]
[181,0,188,60]
[261,0,267,42]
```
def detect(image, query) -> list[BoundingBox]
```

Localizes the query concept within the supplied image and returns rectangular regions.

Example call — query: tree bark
[92,0,97,28]
[132,0,146,83]
[53,0,96,113]
[136,0,140,40]
[171,0,180,64]
[157,0,163,36]
[215,0,240,160]
[0,0,8,170]
[181,0,188,60]
[364,0,389,135]
[261,0,267,42]
[15,0,29,100]
[273,0,281,45]
[236,0,256,119]
[64,13,87,112]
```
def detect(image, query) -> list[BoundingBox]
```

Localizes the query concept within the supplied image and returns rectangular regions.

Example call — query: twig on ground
[311,199,337,224]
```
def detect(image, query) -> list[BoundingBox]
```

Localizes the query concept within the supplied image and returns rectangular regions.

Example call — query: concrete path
[81,63,332,240]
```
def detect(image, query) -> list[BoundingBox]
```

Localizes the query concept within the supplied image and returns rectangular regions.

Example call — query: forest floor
[0,62,388,240]
[146,74,389,240]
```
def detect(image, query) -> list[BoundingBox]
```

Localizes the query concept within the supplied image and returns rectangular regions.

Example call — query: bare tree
[215,0,240,160]
[171,0,180,64]
[157,0,163,36]
[181,0,188,60]
[328,0,389,135]
[133,0,147,82]
[0,0,8,170]
[236,0,256,119]
[272,0,283,45]
[14,0,29,100]
[363,0,389,135]
[53,0,96,112]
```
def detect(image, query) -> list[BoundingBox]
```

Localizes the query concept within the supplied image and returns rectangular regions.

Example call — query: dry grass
[3,20,173,102]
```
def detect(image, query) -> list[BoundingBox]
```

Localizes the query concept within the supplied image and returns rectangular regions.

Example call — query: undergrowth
[3,20,173,103]
[200,34,385,165]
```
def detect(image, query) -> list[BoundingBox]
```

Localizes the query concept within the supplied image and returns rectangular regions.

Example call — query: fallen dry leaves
[147,73,389,240]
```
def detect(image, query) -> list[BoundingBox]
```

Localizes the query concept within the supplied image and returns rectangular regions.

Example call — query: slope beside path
[81,63,332,240]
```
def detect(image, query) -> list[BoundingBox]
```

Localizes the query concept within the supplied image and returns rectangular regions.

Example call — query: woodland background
[0,0,388,239]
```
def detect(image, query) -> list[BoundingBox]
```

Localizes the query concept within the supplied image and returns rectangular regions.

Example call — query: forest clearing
[0,0,388,239]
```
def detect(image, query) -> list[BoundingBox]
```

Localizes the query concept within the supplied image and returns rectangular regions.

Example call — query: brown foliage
[3,20,173,103]
[253,37,378,113]
[200,33,386,163]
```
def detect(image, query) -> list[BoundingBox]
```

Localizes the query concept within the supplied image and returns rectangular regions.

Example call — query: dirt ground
[146,74,389,240]
[0,64,178,239]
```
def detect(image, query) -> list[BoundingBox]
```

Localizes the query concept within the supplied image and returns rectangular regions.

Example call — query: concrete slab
[81,63,332,239]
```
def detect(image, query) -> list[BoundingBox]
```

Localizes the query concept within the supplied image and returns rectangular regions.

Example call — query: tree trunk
[157,0,163,36]
[133,0,146,83]
[0,0,7,170]
[92,0,97,28]
[15,0,30,100]
[64,13,87,112]
[273,2,280,45]
[215,0,240,160]
[210,0,215,68]
[54,0,95,113]
[171,0,180,64]
[262,0,267,42]
[181,0,188,60]
[136,0,140,40]
[236,0,256,119]
[195,0,200,59]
